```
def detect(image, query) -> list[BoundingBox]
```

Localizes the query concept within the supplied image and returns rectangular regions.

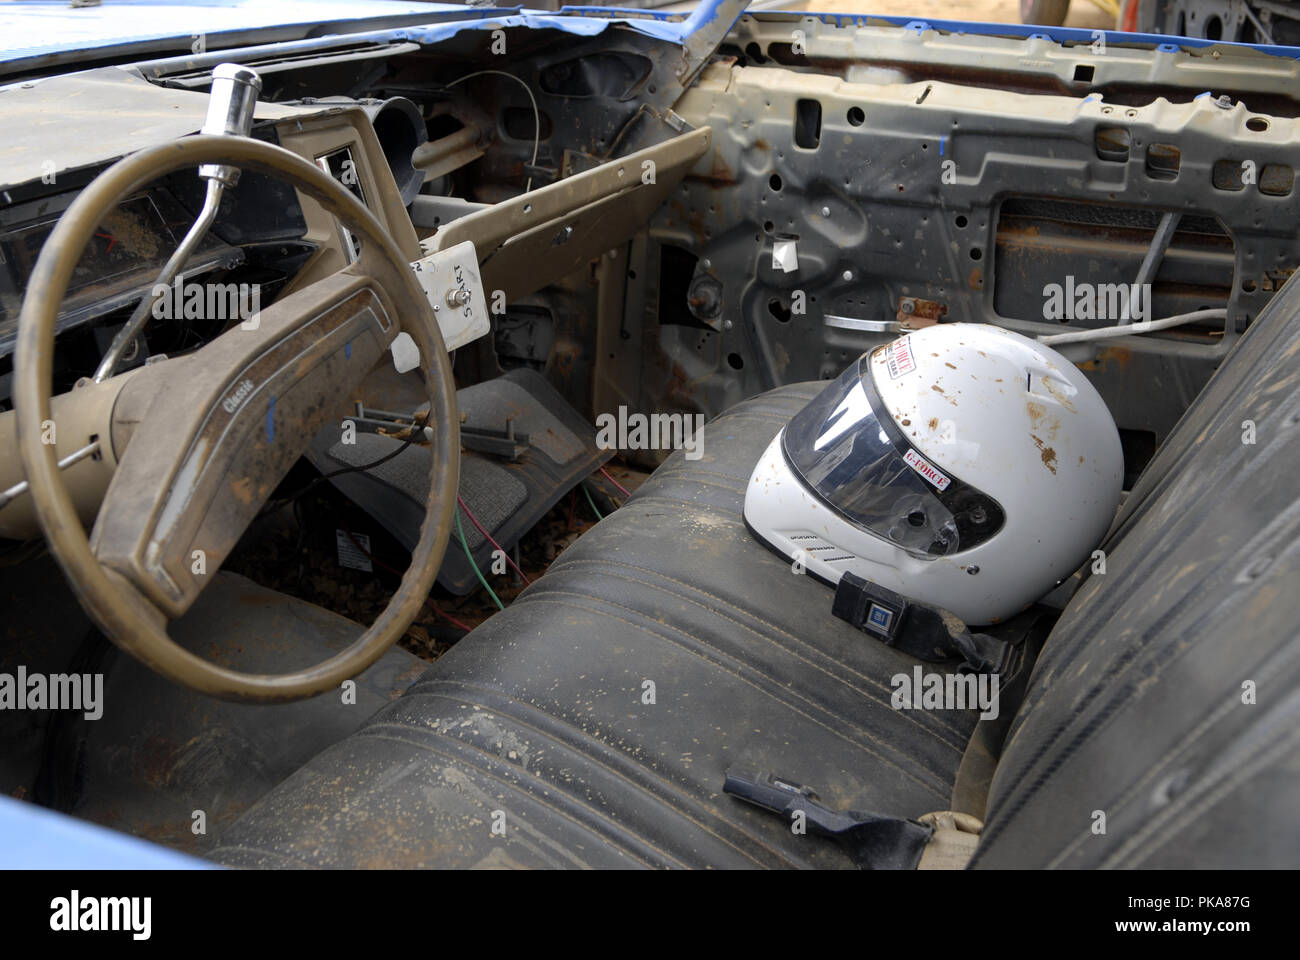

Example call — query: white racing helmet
[743,323,1123,624]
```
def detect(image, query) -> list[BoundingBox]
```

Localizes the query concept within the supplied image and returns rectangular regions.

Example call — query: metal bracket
[424,126,712,303]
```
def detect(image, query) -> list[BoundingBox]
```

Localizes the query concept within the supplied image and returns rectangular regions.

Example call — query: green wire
[455,507,504,611]
[582,482,604,521]
[457,485,605,611]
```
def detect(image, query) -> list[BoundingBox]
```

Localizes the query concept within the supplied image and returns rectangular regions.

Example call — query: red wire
[598,465,632,498]
[428,603,473,633]
[342,529,473,633]
[456,494,531,585]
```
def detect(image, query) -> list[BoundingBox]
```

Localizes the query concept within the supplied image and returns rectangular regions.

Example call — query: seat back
[974,278,1300,868]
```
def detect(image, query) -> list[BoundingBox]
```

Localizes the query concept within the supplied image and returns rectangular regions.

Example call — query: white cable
[445,69,540,193]
[1037,308,1228,346]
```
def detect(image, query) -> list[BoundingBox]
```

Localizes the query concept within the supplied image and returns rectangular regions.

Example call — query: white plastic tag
[389,331,419,373]
[772,239,799,274]
[336,530,373,572]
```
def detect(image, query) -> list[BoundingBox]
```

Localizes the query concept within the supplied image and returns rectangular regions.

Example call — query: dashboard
[0,68,421,397]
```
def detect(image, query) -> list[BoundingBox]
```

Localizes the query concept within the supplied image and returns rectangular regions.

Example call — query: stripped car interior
[0,0,1297,869]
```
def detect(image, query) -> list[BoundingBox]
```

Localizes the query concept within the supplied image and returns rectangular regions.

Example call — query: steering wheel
[14,135,460,702]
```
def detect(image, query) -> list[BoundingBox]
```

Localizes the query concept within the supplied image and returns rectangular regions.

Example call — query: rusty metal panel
[627,52,1300,470]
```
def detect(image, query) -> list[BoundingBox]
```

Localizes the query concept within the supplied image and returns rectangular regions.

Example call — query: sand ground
[786,0,1113,30]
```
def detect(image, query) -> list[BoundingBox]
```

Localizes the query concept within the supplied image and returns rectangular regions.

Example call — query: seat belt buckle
[832,572,1009,674]
[723,766,819,811]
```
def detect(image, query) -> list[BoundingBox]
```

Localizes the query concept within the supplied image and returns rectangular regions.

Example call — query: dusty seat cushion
[211,385,983,869]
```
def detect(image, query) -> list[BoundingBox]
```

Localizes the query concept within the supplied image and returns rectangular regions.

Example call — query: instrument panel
[0,186,237,357]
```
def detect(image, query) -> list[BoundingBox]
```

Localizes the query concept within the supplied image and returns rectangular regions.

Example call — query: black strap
[831,572,1010,674]
[723,766,934,870]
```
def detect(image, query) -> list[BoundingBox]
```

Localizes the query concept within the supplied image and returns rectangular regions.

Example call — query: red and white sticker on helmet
[885,338,916,379]
[903,448,951,491]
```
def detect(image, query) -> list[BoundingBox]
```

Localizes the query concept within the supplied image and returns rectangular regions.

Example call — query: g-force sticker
[885,339,916,379]
[903,448,952,491]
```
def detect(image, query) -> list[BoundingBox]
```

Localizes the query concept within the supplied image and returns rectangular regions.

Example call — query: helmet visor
[781,354,1004,558]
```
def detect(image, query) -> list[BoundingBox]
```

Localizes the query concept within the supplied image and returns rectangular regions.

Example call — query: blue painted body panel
[0,796,210,869]
[2,0,1291,68]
